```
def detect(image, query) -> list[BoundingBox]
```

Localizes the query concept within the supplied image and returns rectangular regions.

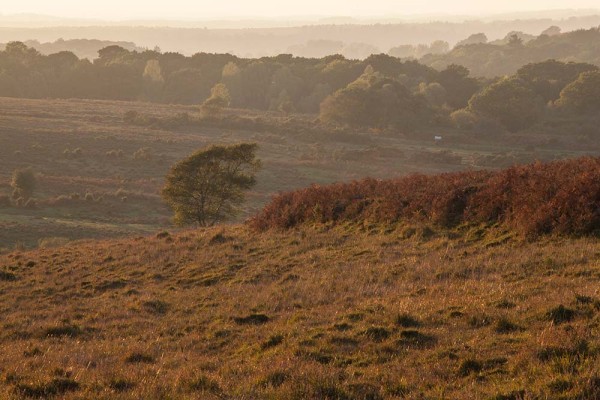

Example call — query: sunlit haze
[1,0,600,20]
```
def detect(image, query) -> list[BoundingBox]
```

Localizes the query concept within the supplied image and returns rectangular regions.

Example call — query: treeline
[0,41,451,113]
[1,39,599,135]
[0,39,142,60]
[422,27,600,77]
[250,157,600,238]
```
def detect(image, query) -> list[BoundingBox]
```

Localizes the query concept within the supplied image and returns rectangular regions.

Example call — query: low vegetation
[251,157,600,237]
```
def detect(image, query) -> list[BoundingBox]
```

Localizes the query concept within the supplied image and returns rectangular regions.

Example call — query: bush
[545,305,576,324]
[125,352,155,364]
[250,157,600,237]
[11,168,36,199]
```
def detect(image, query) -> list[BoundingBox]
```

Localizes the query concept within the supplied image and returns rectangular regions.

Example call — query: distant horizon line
[1,8,599,25]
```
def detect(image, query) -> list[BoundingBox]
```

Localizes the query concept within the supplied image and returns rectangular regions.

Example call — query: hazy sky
[1,0,599,20]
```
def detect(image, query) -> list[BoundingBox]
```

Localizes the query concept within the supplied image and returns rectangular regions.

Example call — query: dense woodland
[1,27,600,137]
[422,26,600,76]
[0,39,142,60]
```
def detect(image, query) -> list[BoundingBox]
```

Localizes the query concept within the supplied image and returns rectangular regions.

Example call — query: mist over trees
[2,14,600,58]
[1,26,600,136]
[422,27,600,77]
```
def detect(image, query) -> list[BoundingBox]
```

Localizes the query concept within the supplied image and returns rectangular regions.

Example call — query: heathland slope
[1,158,599,399]
[4,96,596,249]
[0,225,598,399]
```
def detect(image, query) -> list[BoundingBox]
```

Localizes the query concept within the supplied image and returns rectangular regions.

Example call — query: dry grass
[0,223,598,399]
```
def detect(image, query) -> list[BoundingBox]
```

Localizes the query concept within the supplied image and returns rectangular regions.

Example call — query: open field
[0,223,598,399]
[1,97,598,249]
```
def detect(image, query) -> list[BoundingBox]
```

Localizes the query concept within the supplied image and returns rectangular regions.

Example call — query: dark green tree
[555,70,600,114]
[517,60,598,103]
[162,143,261,226]
[468,77,542,132]
[437,64,480,109]
[320,68,430,129]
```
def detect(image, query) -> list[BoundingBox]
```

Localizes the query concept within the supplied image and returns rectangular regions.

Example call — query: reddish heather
[250,157,600,236]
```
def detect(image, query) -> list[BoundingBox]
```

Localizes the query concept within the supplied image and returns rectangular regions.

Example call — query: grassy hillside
[0,222,598,399]
[1,97,597,249]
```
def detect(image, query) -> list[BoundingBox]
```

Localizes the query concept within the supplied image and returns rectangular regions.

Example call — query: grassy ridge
[251,157,600,237]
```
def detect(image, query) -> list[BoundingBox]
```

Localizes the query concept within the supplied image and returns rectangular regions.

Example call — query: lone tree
[162,143,260,226]
[11,168,36,199]
[201,83,231,116]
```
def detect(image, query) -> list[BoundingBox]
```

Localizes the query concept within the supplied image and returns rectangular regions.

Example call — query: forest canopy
[1,26,600,135]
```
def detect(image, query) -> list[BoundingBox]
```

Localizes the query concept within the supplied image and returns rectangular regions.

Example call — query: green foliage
[320,68,431,129]
[11,168,36,200]
[437,64,480,109]
[162,143,260,226]
[517,60,598,103]
[468,77,542,132]
[555,70,600,114]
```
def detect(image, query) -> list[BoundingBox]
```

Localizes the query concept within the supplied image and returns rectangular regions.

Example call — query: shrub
[0,270,17,281]
[458,359,483,376]
[142,300,169,315]
[261,334,284,350]
[11,168,36,199]
[398,330,436,348]
[250,157,600,237]
[395,313,420,327]
[44,325,83,338]
[125,352,155,364]
[233,314,270,325]
[494,317,521,334]
[364,326,390,342]
[545,305,576,324]
[14,378,79,398]
[108,378,135,392]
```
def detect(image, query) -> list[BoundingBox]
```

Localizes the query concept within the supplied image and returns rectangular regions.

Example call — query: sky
[1,0,600,20]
